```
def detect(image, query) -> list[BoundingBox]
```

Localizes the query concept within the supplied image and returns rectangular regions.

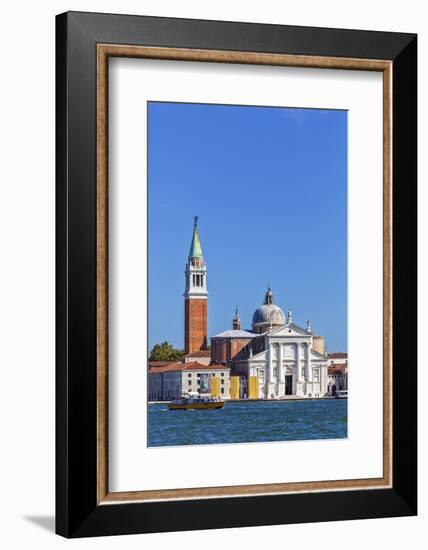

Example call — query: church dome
[252,286,286,329]
[252,303,285,326]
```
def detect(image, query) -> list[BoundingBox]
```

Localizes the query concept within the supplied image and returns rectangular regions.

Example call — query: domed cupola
[252,286,286,333]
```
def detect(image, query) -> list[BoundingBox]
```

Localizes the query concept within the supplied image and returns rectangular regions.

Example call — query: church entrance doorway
[285,375,293,395]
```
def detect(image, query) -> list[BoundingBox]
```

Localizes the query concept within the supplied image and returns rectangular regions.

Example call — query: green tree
[149,341,184,362]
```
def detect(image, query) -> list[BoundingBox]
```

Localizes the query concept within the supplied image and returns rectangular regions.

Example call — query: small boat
[335,390,348,399]
[168,392,225,410]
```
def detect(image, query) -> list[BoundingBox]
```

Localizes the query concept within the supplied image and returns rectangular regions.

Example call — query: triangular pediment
[269,323,311,337]
[249,349,268,361]
[311,349,328,360]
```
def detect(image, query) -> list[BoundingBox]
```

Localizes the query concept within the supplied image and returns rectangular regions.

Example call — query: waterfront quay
[149,395,340,405]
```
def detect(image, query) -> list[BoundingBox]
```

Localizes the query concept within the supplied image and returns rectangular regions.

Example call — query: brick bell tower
[184,216,208,354]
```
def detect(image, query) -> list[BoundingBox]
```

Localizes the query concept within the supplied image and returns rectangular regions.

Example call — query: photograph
[147,101,348,447]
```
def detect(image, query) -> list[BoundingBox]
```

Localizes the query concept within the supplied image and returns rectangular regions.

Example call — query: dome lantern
[264,284,274,305]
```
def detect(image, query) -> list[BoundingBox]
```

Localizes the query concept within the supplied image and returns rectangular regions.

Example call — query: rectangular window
[221,388,224,394]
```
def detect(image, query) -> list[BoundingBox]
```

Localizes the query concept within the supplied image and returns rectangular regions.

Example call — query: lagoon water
[148,399,347,447]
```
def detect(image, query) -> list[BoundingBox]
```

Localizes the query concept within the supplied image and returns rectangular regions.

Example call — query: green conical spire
[188,216,203,259]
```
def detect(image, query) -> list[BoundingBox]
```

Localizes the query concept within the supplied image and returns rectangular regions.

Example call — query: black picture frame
[56,11,417,538]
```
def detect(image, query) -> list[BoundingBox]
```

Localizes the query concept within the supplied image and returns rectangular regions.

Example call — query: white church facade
[233,322,329,399]
[212,287,330,399]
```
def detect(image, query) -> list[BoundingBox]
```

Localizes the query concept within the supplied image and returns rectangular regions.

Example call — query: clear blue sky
[148,102,347,352]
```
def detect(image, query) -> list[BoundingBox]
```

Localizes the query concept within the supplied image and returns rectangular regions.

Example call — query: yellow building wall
[211,376,221,397]
[248,376,259,399]
[230,376,240,400]
[312,335,326,355]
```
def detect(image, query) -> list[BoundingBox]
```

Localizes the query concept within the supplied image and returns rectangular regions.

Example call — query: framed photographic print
[56,11,417,537]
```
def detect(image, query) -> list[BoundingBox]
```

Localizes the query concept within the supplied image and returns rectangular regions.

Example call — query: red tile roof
[148,361,177,369]
[185,350,211,357]
[148,361,229,374]
[328,352,348,359]
[328,363,348,374]
[183,362,229,371]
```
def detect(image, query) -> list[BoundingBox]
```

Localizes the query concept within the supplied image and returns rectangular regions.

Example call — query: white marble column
[296,343,302,381]
[278,344,284,382]
[268,345,273,382]
[265,344,275,398]
[305,343,311,381]
[320,365,325,395]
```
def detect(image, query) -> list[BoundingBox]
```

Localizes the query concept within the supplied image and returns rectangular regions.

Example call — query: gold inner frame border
[96,44,393,504]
